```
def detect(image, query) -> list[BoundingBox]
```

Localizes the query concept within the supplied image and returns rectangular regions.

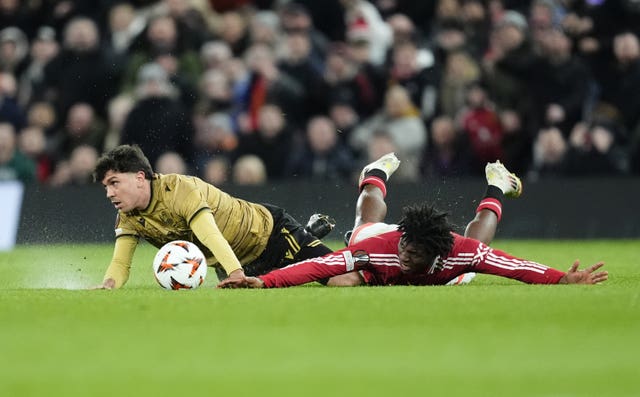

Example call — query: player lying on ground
[90,144,335,289]
[218,154,608,288]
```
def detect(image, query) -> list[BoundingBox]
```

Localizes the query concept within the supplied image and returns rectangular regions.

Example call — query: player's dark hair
[93,144,154,182]
[397,203,454,259]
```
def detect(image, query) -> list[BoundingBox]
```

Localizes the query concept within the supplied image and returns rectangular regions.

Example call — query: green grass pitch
[1,240,638,397]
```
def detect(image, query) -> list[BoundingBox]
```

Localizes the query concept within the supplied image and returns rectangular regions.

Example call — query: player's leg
[307,154,400,243]
[447,161,522,286]
[304,213,336,239]
[226,205,334,279]
[465,160,522,245]
[353,152,401,229]
[326,153,400,287]
[276,208,333,265]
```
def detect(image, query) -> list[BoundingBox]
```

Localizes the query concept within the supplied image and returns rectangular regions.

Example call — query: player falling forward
[91,144,335,289]
[219,154,608,288]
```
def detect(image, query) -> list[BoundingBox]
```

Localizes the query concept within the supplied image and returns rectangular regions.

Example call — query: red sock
[476,198,502,221]
[359,176,387,197]
[476,185,504,221]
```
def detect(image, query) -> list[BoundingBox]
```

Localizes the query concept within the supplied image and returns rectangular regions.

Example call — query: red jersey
[259,223,566,287]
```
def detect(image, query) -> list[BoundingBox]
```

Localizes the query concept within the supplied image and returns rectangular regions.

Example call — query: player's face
[101,170,147,212]
[397,238,432,273]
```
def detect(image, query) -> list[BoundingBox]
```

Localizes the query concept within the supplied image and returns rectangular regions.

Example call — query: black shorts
[216,204,333,279]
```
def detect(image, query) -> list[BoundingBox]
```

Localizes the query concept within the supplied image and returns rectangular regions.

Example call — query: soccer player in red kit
[218,154,608,288]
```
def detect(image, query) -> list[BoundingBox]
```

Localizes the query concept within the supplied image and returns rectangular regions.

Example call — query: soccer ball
[152,240,207,290]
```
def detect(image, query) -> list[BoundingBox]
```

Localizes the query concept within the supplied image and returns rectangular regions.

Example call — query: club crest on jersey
[158,211,177,227]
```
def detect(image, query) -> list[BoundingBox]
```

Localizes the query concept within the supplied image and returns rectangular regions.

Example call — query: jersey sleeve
[170,176,211,222]
[114,213,138,239]
[190,210,242,275]
[260,249,362,288]
[103,235,138,288]
[466,239,566,284]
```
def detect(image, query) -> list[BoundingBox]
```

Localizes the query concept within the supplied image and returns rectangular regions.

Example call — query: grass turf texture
[0,240,638,397]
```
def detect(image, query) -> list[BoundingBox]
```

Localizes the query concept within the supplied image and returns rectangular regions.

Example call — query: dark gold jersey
[115,174,274,267]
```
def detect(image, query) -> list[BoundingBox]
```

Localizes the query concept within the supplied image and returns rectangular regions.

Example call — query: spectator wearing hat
[341,0,392,66]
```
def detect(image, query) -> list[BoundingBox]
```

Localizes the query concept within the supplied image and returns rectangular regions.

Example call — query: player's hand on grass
[217,268,248,288]
[217,273,265,289]
[88,278,115,290]
[559,260,608,284]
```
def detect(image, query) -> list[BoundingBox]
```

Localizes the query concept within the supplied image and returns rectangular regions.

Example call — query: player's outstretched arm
[558,260,608,284]
[217,276,264,288]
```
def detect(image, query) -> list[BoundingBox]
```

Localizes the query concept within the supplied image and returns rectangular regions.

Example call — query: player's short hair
[93,144,154,182]
[398,203,454,259]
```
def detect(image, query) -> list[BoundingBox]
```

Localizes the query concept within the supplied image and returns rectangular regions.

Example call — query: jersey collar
[141,173,161,214]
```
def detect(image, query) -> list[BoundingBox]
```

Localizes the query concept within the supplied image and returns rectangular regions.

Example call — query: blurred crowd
[1,0,640,187]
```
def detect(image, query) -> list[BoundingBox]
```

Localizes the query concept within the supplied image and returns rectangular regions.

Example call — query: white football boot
[445,272,477,285]
[485,160,522,198]
[358,152,401,185]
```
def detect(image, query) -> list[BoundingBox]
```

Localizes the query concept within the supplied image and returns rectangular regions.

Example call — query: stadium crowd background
[1,0,640,187]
